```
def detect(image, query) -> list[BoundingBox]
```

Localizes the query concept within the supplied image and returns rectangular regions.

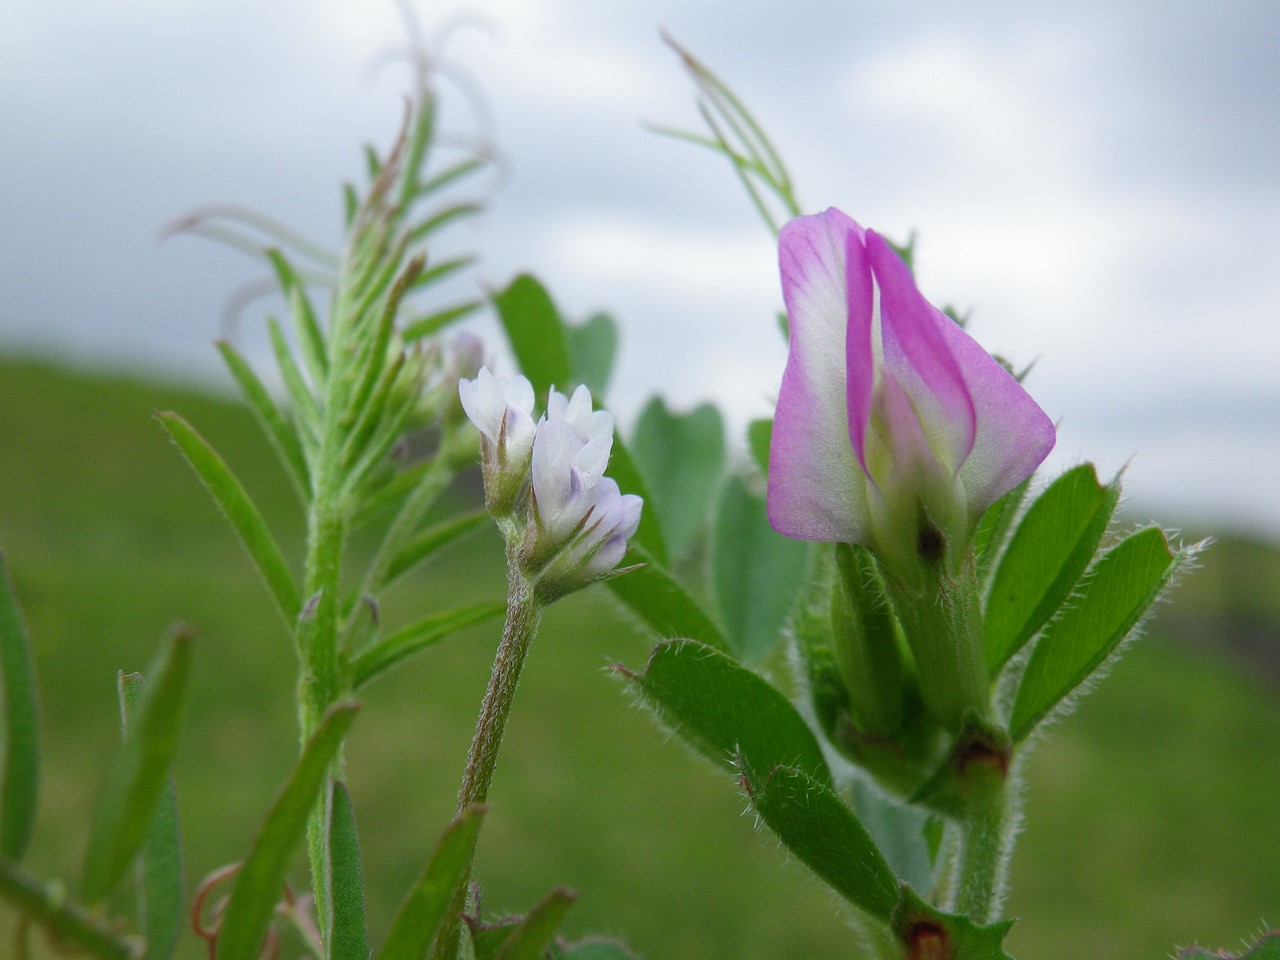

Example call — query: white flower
[458,366,537,514]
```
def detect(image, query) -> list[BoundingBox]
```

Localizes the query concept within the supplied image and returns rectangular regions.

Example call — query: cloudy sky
[2,0,1278,534]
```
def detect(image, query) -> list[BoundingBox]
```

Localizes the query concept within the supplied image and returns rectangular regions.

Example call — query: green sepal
[619,639,831,787]
[158,411,302,627]
[712,475,810,664]
[605,546,729,652]
[0,552,40,862]
[984,463,1119,675]
[909,715,1012,819]
[1010,527,1186,741]
[631,396,726,559]
[215,702,359,960]
[379,805,487,960]
[739,760,898,920]
[83,628,193,903]
[327,782,369,960]
[890,886,1015,960]
[118,671,182,960]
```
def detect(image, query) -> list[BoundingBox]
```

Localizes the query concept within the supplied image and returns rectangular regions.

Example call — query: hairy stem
[955,790,1008,923]
[433,542,542,960]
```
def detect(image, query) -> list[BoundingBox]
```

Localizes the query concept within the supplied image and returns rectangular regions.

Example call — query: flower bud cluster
[459,367,642,601]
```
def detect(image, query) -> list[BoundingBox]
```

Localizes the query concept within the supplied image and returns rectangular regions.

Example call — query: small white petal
[573,433,614,488]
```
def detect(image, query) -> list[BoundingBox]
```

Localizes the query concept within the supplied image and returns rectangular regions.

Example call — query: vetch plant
[0,19,1268,960]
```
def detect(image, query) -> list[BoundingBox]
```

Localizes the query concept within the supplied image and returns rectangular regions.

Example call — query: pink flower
[767,208,1054,569]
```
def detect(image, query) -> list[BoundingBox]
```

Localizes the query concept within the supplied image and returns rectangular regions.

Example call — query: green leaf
[118,673,182,960]
[741,762,897,919]
[328,782,369,960]
[605,546,728,652]
[402,301,484,342]
[379,805,487,960]
[1010,527,1182,740]
[491,275,574,400]
[83,628,193,902]
[621,639,830,786]
[267,316,323,448]
[712,476,810,664]
[351,603,505,689]
[158,412,302,627]
[414,158,487,199]
[631,397,725,558]
[469,888,577,960]
[567,313,618,398]
[984,464,1119,675]
[380,510,489,590]
[216,702,359,960]
[266,249,328,387]
[603,436,668,567]
[216,340,311,504]
[971,477,1029,587]
[0,552,40,862]
[1176,934,1280,960]
[407,202,485,245]
[746,418,772,475]
[891,887,1014,960]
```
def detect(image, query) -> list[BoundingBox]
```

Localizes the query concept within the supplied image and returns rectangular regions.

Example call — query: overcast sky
[2,0,1278,535]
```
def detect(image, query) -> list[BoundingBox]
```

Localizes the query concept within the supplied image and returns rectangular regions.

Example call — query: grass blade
[158,411,302,626]
[83,628,193,902]
[0,552,40,862]
[379,805,486,960]
[216,702,359,960]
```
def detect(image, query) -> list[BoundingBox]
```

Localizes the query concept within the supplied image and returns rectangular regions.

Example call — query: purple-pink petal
[770,209,870,543]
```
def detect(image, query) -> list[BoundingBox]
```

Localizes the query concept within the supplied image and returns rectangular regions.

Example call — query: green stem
[955,791,1007,923]
[0,860,139,960]
[433,543,542,960]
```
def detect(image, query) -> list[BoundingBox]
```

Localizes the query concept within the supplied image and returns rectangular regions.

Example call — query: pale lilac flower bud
[459,366,537,515]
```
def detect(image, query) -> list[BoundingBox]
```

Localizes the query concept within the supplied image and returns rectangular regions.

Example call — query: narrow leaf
[712,476,810,663]
[216,340,311,502]
[407,202,485,245]
[742,762,897,919]
[971,477,1029,587]
[631,397,725,558]
[621,639,830,786]
[267,316,323,445]
[119,673,182,960]
[216,702,359,960]
[414,158,486,199]
[567,313,618,398]
[328,782,369,960]
[380,510,490,590]
[266,249,328,386]
[984,464,1119,674]
[605,546,728,652]
[402,301,484,342]
[379,805,487,960]
[482,888,577,960]
[0,552,40,862]
[413,254,478,289]
[1010,527,1181,740]
[83,629,193,902]
[491,274,574,401]
[158,412,302,626]
[352,603,506,689]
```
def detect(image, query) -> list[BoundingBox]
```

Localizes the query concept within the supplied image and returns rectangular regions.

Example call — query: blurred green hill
[1,355,1276,959]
